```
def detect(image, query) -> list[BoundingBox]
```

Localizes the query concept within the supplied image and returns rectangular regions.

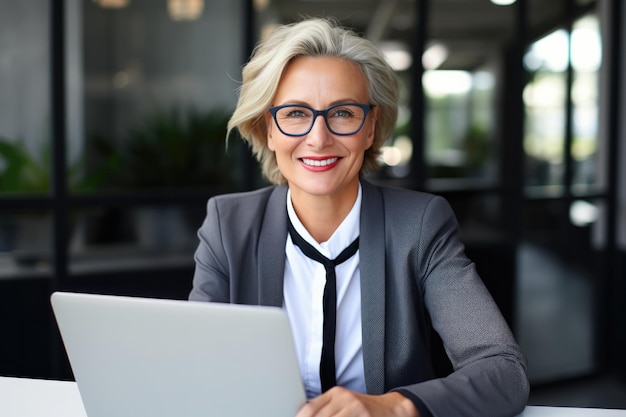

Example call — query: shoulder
[209,185,280,205]
[380,184,436,204]
[363,180,449,213]
[361,180,458,234]
[207,185,285,211]
[204,185,286,226]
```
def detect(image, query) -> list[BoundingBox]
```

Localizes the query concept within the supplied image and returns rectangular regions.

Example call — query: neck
[290,184,359,243]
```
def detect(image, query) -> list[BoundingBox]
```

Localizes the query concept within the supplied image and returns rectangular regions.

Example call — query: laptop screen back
[51,292,306,417]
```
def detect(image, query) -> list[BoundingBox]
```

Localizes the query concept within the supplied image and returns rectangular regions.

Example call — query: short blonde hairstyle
[228,17,399,184]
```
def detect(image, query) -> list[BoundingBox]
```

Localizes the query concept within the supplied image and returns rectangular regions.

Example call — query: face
[267,56,377,204]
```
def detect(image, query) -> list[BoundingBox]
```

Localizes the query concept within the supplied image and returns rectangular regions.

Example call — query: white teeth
[301,157,338,167]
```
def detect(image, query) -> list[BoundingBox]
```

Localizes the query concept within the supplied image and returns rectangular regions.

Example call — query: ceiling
[258,0,592,71]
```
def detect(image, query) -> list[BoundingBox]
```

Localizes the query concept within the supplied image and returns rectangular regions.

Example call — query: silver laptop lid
[51,292,306,417]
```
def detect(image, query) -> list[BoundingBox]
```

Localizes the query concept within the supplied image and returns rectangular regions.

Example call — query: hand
[295,386,419,417]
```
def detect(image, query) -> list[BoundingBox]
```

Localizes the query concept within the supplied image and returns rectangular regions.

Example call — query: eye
[278,106,311,119]
[329,106,356,119]
[285,109,308,118]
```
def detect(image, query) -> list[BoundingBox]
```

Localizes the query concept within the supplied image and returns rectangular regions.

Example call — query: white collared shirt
[283,185,366,399]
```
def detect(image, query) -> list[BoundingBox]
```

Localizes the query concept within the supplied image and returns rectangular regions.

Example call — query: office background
[1,0,625,406]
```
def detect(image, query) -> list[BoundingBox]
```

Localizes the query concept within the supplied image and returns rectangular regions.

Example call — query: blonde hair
[228,17,399,184]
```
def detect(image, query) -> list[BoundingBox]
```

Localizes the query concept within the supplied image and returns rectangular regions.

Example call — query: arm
[294,192,527,417]
[397,196,529,417]
[188,186,282,305]
[189,197,231,302]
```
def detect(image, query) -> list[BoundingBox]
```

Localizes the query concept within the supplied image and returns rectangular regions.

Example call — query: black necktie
[287,218,359,392]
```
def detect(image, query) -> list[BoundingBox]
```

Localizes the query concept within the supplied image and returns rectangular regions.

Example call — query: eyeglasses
[268,103,373,137]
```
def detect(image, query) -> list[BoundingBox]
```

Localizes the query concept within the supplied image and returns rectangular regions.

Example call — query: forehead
[274,56,369,103]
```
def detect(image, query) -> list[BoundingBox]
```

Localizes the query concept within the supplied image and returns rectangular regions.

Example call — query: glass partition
[424,69,497,180]
[0,211,53,278]
[60,0,244,271]
[68,205,198,276]
[422,0,516,184]
[0,1,51,196]
[0,1,54,278]
[523,28,568,190]
[523,12,602,195]
[67,0,243,195]
[519,0,604,384]
[571,14,602,193]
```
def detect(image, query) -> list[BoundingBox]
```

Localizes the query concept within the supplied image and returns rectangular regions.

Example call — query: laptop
[50,291,306,417]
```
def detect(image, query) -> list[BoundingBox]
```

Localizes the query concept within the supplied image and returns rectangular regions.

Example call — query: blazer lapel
[258,185,289,307]
[359,180,386,394]
[257,182,386,392]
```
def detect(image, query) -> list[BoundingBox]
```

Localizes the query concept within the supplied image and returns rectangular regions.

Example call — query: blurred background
[1,0,625,408]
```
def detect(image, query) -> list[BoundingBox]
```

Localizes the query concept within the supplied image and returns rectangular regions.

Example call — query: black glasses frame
[268,103,373,137]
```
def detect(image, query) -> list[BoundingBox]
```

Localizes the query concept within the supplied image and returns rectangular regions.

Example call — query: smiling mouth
[300,157,339,167]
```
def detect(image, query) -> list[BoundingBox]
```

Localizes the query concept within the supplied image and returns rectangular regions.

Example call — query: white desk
[0,377,87,417]
[517,407,626,417]
[1,376,625,417]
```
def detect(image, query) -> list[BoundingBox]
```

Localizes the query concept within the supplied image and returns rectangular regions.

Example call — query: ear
[365,106,379,149]
[266,112,276,151]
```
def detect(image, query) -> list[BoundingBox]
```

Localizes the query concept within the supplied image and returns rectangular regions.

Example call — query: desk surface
[518,406,626,417]
[0,376,87,417]
[1,376,625,417]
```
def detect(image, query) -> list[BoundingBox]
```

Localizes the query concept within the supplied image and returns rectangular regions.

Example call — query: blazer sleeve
[395,195,529,417]
[189,196,231,303]
[188,185,283,305]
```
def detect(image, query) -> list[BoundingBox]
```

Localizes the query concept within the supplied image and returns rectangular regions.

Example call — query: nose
[304,114,332,148]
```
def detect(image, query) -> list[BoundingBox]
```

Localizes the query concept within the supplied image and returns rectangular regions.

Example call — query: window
[1,0,246,279]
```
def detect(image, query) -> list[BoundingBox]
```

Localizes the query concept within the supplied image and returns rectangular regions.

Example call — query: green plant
[0,137,109,193]
[98,108,237,190]
[0,138,49,193]
[464,124,489,173]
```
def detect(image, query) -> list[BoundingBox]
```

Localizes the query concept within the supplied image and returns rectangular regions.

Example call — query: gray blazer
[190,180,529,417]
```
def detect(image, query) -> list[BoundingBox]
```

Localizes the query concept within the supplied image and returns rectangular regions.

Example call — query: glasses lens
[274,106,314,136]
[274,104,367,136]
[326,104,367,135]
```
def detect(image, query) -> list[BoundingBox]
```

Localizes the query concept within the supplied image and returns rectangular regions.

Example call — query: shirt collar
[286,183,361,259]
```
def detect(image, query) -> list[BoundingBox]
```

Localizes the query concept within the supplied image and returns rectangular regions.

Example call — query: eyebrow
[272,99,366,107]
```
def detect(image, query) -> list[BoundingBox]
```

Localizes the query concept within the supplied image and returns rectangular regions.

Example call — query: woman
[190,17,529,417]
